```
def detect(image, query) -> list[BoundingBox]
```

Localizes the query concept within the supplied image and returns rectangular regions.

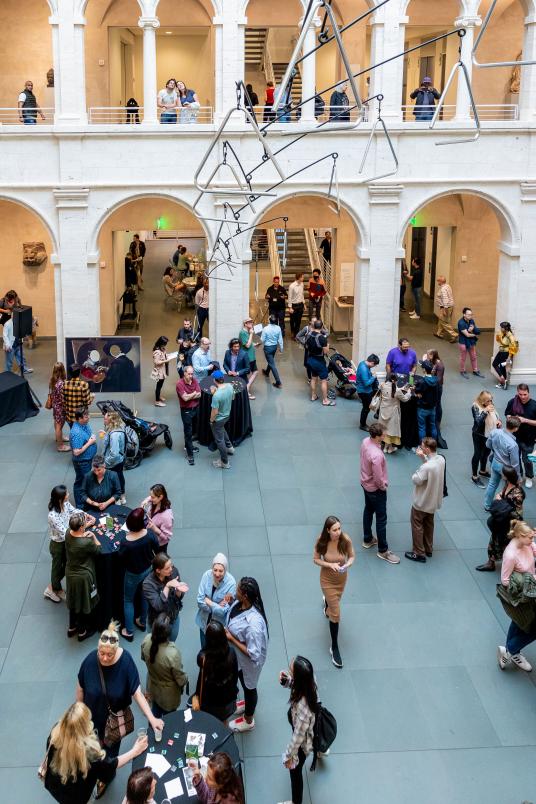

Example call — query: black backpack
[310,702,337,771]
[489,497,515,523]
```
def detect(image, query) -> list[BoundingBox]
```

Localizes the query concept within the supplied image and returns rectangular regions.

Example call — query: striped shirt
[62,378,92,423]
[436,283,454,308]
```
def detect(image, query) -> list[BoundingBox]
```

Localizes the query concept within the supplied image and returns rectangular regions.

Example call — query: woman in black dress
[194,620,238,724]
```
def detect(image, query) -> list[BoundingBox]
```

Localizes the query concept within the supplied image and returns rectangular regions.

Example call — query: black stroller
[328,351,358,399]
[97,400,172,469]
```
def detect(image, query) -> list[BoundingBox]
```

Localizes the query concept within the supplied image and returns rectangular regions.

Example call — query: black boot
[329,621,343,668]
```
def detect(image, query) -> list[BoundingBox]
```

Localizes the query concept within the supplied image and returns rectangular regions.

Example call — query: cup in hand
[154,728,162,742]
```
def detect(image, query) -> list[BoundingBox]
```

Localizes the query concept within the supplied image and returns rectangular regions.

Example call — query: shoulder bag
[37,739,53,785]
[368,389,381,414]
[98,661,134,747]
[45,392,53,410]
[191,656,205,711]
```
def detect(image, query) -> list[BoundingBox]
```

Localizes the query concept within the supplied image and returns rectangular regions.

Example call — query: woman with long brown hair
[48,361,70,451]
[313,516,355,669]
[192,751,244,804]
[101,409,127,504]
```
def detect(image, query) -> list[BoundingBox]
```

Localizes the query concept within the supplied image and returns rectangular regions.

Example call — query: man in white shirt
[435,276,457,342]
[2,316,31,374]
[192,337,217,380]
[18,80,46,125]
[157,79,179,123]
[287,272,305,338]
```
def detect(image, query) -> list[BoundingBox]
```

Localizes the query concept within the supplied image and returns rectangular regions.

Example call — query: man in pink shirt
[360,422,400,564]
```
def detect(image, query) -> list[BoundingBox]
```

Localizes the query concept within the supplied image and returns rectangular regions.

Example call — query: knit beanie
[212,552,228,572]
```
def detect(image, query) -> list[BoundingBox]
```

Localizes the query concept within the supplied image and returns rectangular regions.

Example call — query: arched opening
[96,196,208,338]
[398,190,516,367]
[0,1,54,122]
[85,0,215,121]
[403,0,525,120]
[0,198,57,365]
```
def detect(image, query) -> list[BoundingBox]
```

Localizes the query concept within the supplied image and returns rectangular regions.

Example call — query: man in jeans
[484,416,522,511]
[360,422,400,564]
[210,371,235,469]
[405,437,446,563]
[261,314,284,389]
[414,360,439,440]
[505,383,536,489]
[176,365,201,466]
[69,407,97,507]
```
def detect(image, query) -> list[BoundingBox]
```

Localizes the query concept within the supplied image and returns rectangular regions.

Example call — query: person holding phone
[410,77,440,121]
[308,269,326,320]
[152,336,171,407]
[278,656,318,804]
[192,752,244,803]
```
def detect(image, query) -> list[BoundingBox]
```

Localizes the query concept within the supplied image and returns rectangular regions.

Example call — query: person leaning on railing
[18,79,46,125]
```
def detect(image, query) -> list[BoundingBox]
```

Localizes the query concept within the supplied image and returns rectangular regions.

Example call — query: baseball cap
[212,370,224,380]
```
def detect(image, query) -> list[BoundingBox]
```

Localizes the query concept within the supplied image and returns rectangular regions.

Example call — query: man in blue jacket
[356,354,380,431]
[223,338,250,381]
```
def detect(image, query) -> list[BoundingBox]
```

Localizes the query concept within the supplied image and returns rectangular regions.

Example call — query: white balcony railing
[88,106,214,125]
[0,107,54,125]
[401,103,519,122]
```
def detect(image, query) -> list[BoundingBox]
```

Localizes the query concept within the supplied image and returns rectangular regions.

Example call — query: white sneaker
[227,446,235,455]
[154,401,166,407]
[525,478,533,489]
[119,495,127,506]
[318,749,330,757]
[510,652,532,672]
[44,587,61,604]
[229,716,255,733]
[377,550,401,564]
[497,645,510,670]
[212,460,231,469]
[234,699,245,716]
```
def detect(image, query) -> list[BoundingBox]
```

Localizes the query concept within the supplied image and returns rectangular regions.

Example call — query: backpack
[489,497,515,523]
[123,426,140,470]
[310,702,337,771]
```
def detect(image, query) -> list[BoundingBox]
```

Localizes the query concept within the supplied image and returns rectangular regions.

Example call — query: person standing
[414,360,439,440]
[193,621,239,724]
[2,314,31,374]
[407,258,423,319]
[65,512,101,641]
[329,81,350,121]
[18,80,46,124]
[196,553,236,647]
[318,231,332,264]
[278,657,318,804]
[497,521,536,673]
[263,81,275,122]
[63,364,93,426]
[377,373,412,453]
[471,390,500,487]
[308,269,327,320]
[142,554,189,642]
[386,338,417,376]
[192,337,217,380]
[356,354,380,431]
[457,307,484,379]
[226,577,269,733]
[195,278,210,338]
[157,78,179,123]
[239,317,259,400]
[493,322,518,390]
[426,349,446,446]
[306,320,334,407]
[210,371,235,470]
[141,613,188,718]
[176,365,201,465]
[313,516,355,668]
[434,276,457,342]
[288,273,305,338]
[70,408,97,509]
[265,276,288,335]
[484,416,522,510]
[360,422,400,564]
[119,508,159,641]
[410,77,441,121]
[404,437,446,563]
[141,484,174,554]
[505,383,536,489]
[48,362,70,451]
[476,465,525,572]
[129,234,146,290]
[44,485,90,605]
[245,83,259,109]
[101,410,127,505]
[152,336,170,407]
[400,260,408,311]
[223,339,250,381]
[261,314,284,389]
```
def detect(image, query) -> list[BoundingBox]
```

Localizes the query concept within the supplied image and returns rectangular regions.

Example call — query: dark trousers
[400,284,406,309]
[73,458,92,508]
[308,298,322,320]
[238,670,258,718]
[196,307,209,338]
[289,748,307,804]
[471,434,490,476]
[436,385,443,427]
[49,540,66,592]
[155,378,165,401]
[519,442,535,480]
[211,416,232,464]
[506,620,536,656]
[109,462,125,494]
[411,506,435,556]
[290,303,304,336]
[362,488,388,553]
[358,392,373,428]
[264,346,281,385]
[492,350,509,381]
[181,407,198,458]
[69,608,93,633]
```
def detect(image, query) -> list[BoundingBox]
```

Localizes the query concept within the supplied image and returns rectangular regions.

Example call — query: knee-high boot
[329,621,343,668]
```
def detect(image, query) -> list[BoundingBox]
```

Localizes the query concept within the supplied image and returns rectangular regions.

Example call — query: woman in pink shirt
[141,484,174,553]
[498,521,536,673]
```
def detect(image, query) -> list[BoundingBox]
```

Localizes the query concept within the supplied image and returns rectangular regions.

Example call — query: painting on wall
[65,336,141,393]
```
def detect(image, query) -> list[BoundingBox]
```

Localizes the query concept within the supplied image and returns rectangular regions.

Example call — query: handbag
[98,662,134,747]
[45,393,53,410]
[37,740,53,784]
[368,390,381,414]
[191,656,205,712]
[150,366,160,381]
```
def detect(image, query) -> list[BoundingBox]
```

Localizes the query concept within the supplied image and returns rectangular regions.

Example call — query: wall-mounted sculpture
[23,242,47,266]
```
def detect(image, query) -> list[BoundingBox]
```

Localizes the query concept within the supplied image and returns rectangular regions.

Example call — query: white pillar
[454,15,481,121]
[299,14,320,123]
[138,16,159,125]
[213,0,245,123]
[508,183,536,377]
[519,16,536,122]
[49,8,88,125]
[368,10,408,123]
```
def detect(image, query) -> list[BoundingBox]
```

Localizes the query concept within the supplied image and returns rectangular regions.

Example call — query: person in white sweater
[405,437,445,563]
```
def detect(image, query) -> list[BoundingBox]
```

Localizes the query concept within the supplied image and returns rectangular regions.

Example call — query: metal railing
[88,106,213,125]
[401,103,519,122]
[0,107,54,125]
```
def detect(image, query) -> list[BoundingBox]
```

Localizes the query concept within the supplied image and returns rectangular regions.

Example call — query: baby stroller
[97,400,172,469]
[328,351,357,399]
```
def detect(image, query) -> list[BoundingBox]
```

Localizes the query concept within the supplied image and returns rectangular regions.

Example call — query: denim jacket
[226,603,268,689]
[195,569,237,632]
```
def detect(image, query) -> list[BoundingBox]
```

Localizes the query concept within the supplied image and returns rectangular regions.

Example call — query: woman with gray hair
[65,512,101,641]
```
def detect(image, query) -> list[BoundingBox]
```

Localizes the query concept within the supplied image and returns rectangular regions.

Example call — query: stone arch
[0,194,59,254]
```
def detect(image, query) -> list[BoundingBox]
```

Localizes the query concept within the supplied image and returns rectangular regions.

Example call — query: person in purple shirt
[386,337,417,376]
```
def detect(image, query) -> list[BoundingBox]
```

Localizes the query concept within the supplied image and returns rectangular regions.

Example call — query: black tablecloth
[197,376,253,447]
[91,510,130,629]
[0,371,39,427]
[400,394,419,449]
[133,710,241,803]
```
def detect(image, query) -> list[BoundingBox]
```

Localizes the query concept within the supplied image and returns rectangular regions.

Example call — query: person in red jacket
[308,269,327,319]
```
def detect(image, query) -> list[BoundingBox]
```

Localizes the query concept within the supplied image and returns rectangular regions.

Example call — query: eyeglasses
[100,634,119,645]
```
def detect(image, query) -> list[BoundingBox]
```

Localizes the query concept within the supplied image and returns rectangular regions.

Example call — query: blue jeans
[263,346,281,385]
[506,620,536,655]
[414,110,434,121]
[5,344,27,372]
[23,117,37,125]
[73,459,92,508]
[160,112,177,123]
[123,567,151,633]
[484,458,503,510]
[412,287,422,316]
[417,407,437,441]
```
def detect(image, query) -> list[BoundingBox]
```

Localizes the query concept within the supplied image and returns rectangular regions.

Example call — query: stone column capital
[53,188,90,209]
[368,184,404,204]
[138,16,160,30]
[455,15,482,29]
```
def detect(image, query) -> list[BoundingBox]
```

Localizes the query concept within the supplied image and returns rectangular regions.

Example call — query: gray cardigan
[142,567,183,625]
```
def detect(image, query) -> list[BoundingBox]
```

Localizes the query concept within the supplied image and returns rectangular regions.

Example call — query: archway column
[299,13,320,124]
[353,184,404,366]
[368,6,408,122]
[508,182,536,377]
[139,16,160,124]
[213,1,246,123]
[519,15,536,122]
[49,9,88,125]
[454,13,481,122]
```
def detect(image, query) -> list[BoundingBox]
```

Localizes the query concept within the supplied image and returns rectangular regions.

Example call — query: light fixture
[165,31,172,35]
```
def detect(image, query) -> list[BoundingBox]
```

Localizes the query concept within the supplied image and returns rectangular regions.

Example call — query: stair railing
[263,31,276,86]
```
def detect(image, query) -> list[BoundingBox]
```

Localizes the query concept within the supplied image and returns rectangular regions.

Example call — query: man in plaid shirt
[62,364,93,425]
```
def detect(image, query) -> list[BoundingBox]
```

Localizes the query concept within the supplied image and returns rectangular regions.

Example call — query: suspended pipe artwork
[357,95,399,182]
[430,34,481,145]
[473,0,536,69]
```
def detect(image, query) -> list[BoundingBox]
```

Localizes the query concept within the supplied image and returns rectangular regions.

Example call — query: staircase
[245,28,268,70]
[272,63,302,108]
[276,229,310,287]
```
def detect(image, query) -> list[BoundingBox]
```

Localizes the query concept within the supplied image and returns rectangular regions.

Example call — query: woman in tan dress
[378,373,412,453]
[313,515,355,669]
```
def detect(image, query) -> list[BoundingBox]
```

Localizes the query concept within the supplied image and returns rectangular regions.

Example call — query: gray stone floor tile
[0,681,57,766]
[225,488,266,527]
[0,564,34,649]
[467,663,536,745]
[443,517,491,550]
[0,614,84,683]
[0,532,46,563]
[169,527,228,558]
[243,756,312,804]
[267,524,317,554]
[181,489,225,528]
[260,488,307,525]
[0,495,23,534]
[227,526,270,556]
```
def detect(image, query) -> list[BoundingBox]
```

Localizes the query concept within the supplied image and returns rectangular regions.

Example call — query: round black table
[197,376,253,447]
[91,509,130,629]
[132,710,241,803]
